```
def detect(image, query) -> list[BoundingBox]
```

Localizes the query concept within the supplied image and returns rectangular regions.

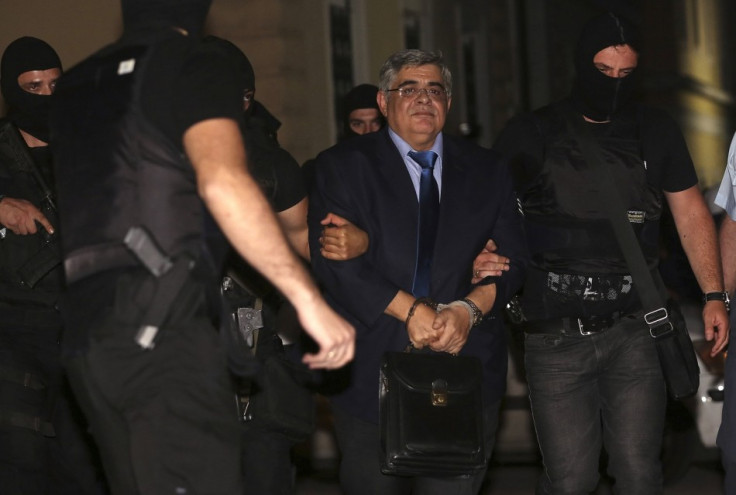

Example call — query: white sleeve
[714,132,736,220]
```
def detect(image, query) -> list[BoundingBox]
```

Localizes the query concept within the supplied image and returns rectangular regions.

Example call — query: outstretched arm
[666,185,729,356]
[184,118,355,368]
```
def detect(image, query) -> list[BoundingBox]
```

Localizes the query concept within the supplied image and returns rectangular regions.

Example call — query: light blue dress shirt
[715,132,736,219]
[387,127,443,200]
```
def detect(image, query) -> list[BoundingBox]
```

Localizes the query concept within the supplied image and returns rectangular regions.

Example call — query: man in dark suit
[308,49,528,495]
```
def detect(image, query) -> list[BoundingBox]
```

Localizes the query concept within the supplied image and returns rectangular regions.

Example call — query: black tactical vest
[50,33,205,282]
[0,120,63,306]
[518,101,662,319]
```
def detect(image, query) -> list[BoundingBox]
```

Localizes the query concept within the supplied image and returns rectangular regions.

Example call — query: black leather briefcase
[379,350,486,477]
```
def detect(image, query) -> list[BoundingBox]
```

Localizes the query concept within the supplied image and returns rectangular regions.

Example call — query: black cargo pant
[62,268,242,495]
[0,308,105,495]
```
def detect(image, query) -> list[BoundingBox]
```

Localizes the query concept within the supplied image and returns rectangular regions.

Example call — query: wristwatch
[703,291,730,312]
[462,298,484,327]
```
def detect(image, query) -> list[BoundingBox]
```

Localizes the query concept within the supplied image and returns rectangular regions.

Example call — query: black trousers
[0,308,105,495]
[62,270,242,495]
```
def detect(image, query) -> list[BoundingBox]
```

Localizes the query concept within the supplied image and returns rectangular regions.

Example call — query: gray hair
[378,49,452,98]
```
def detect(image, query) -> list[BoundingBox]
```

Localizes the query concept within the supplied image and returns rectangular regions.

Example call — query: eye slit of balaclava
[341,84,382,138]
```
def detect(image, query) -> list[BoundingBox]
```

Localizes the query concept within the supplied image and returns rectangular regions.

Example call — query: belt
[524,312,628,336]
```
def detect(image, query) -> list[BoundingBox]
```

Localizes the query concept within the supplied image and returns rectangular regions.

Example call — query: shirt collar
[388,127,444,160]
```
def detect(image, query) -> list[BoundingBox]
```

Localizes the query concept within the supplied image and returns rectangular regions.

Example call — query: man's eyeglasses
[386,86,447,100]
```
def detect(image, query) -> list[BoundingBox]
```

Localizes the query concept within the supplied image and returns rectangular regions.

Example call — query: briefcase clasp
[431,379,448,407]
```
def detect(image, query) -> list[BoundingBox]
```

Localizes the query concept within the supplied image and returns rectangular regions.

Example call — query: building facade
[1,0,735,181]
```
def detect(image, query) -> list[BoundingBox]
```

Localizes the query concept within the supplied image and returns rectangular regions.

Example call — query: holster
[223,274,314,441]
[16,236,61,288]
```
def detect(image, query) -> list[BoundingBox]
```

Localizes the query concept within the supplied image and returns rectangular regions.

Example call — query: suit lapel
[436,137,465,242]
[431,137,469,286]
[374,128,419,211]
[367,130,419,289]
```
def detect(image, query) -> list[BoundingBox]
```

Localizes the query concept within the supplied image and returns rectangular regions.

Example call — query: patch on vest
[627,210,645,224]
[117,58,136,75]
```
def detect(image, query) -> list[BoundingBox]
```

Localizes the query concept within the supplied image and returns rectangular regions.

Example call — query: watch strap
[703,291,730,311]
[462,298,484,327]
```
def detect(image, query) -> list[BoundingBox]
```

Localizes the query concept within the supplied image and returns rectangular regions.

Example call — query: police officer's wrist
[703,291,730,312]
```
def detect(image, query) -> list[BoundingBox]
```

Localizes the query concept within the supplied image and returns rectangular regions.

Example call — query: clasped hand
[406,302,471,355]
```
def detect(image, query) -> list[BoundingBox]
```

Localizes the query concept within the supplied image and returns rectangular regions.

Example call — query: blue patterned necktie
[408,150,439,297]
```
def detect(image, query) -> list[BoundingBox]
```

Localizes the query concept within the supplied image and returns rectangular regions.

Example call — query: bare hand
[319,212,369,260]
[471,239,509,283]
[0,197,54,235]
[299,299,356,369]
[430,305,471,354]
[703,301,730,356]
[406,304,441,348]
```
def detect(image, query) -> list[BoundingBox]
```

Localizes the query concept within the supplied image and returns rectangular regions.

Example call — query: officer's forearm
[185,118,320,307]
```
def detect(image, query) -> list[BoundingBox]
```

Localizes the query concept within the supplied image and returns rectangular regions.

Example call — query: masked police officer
[0,36,105,495]
[49,1,355,494]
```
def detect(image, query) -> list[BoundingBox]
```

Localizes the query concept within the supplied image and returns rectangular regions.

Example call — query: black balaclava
[202,36,255,93]
[121,0,212,36]
[1,36,61,143]
[570,12,641,122]
[342,83,383,138]
[201,36,281,138]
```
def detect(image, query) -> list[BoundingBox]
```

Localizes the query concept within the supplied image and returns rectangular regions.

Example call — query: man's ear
[377,90,388,118]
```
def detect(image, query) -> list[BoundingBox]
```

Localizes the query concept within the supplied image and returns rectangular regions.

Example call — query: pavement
[295,461,725,494]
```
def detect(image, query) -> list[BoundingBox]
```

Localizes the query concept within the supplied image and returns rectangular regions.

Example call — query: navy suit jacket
[308,127,528,423]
